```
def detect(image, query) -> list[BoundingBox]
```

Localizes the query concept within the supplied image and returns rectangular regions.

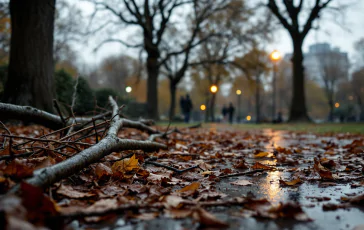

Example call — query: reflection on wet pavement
[115,126,364,230]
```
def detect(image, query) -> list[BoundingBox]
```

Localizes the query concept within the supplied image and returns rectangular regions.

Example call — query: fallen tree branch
[8,96,167,193]
[0,102,158,135]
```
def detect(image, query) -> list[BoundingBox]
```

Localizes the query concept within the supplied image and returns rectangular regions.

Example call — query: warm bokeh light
[210,85,218,93]
[335,102,340,108]
[200,104,206,111]
[246,115,251,121]
[236,89,242,95]
[270,50,281,61]
[125,86,132,93]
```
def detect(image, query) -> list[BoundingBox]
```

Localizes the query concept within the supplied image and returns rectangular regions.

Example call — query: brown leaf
[233,160,249,169]
[191,207,229,228]
[56,184,96,199]
[251,162,275,170]
[20,182,59,225]
[95,163,112,181]
[161,195,186,209]
[314,158,337,180]
[279,178,302,186]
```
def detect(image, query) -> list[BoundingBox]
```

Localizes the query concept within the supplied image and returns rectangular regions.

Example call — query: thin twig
[144,160,199,174]
[219,169,265,179]
[92,119,99,143]
[53,99,66,126]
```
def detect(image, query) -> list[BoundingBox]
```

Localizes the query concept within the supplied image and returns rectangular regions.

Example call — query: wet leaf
[279,178,302,186]
[177,182,200,193]
[56,184,96,199]
[191,207,229,228]
[111,154,139,177]
[230,180,253,186]
[254,152,269,158]
[251,162,275,170]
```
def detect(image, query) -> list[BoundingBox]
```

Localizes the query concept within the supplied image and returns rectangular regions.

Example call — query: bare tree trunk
[3,0,55,112]
[255,75,261,124]
[289,39,310,122]
[146,55,159,120]
[328,99,334,122]
[169,81,177,120]
[210,93,216,122]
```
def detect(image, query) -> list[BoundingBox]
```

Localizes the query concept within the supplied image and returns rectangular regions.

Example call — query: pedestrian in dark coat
[227,102,235,124]
[222,105,228,122]
[182,94,193,123]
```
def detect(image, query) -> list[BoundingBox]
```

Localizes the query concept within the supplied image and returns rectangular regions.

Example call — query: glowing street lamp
[236,89,242,95]
[335,102,340,108]
[270,50,281,62]
[270,50,281,121]
[200,104,206,111]
[125,86,132,93]
[246,115,251,121]
[210,85,218,94]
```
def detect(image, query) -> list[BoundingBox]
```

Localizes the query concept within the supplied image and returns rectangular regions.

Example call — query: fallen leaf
[20,182,59,225]
[177,182,200,193]
[111,154,139,175]
[279,178,302,186]
[314,158,338,180]
[161,195,186,209]
[230,180,253,186]
[191,207,229,228]
[254,152,269,158]
[95,163,112,180]
[251,162,275,170]
[56,184,96,199]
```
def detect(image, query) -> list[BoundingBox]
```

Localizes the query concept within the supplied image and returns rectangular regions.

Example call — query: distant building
[284,42,349,84]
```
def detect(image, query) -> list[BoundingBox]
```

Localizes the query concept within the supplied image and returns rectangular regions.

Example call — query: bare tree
[315,50,348,121]
[87,0,198,120]
[161,0,233,120]
[267,0,334,122]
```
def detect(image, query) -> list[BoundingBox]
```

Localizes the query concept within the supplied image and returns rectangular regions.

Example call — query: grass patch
[157,122,364,134]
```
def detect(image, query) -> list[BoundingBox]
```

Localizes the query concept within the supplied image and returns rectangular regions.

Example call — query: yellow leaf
[177,182,200,193]
[111,154,139,173]
[254,152,269,158]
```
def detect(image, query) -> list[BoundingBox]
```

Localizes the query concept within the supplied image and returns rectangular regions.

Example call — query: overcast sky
[76,0,364,67]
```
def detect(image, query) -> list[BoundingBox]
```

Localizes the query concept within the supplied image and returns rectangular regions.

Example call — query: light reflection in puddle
[260,170,285,205]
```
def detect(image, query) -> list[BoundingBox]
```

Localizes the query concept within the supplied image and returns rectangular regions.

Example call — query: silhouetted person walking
[227,102,235,124]
[222,104,228,123]
[182,94,193,123]
[179,96,185,118]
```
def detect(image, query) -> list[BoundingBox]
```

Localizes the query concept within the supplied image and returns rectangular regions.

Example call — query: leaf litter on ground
[0,124,363,229]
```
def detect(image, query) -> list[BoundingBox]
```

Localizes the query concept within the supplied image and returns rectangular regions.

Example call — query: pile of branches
[0,96,170,191]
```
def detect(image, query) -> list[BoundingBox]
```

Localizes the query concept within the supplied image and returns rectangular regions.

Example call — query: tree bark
[3,0,55,112]
[169,81,177,120]
[146,55,159,120]
[255,75,261,124]
[289,38,310,122]
[328,99,334,122]
[210,93,216,122]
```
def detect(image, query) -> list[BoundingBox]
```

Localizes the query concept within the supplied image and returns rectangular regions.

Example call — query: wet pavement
[82,127,364,230]
[67,126,364,230]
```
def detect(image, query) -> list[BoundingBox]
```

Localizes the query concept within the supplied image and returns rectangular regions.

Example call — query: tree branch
[8,96,167,193]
